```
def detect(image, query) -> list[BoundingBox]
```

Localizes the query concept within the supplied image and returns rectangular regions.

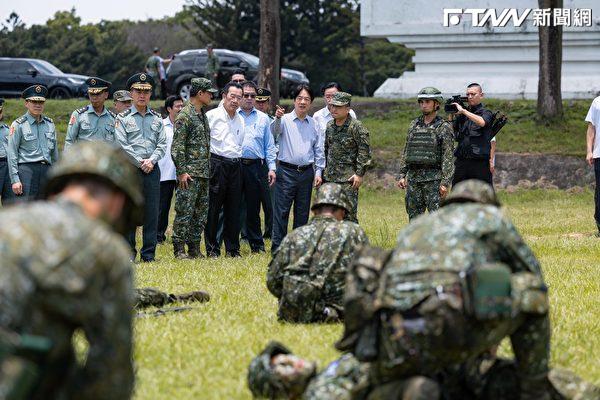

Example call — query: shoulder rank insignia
[15,116,26,124]
[76,106,88,114]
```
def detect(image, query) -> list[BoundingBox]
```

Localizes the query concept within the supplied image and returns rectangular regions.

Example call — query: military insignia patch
[35,85,42,93]
[140,74,146,81]
[115,120,120,129]
[90,78,96,85]
[258,89,264,95]
[9,125,14,135]
[69,115,76,125]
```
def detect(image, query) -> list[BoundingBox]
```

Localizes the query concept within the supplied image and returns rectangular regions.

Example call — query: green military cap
[191,77,218,94]
[85,77,111,95]
[44,141,144,227]
[330,91,352,106]
[113,90,132,102]
[126,72,154,91]
[206,43,214,49]
[247,341,292,398]
[417,87,443,104]
[153,46,160,52]
[255,87,271,102]
[311,182,352,213]
[22,84,48,101]
[442,179,500,207]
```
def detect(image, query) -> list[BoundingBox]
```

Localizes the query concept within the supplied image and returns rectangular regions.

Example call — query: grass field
[132,188,599,399]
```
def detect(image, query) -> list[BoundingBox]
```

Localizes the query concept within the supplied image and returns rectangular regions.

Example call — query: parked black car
[165,49,309,100]
[0,58,89,99]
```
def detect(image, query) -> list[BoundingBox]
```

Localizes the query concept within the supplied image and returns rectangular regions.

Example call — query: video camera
[444,95,467,113]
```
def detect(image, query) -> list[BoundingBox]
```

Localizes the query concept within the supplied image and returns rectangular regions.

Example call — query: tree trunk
[258,0,281,108]
[537,0,563,121]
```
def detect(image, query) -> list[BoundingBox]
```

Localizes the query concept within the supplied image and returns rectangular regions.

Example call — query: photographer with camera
[449,83,494,186]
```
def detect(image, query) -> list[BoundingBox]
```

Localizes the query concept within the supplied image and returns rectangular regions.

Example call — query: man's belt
[19,160,50,165]
[241,158,263,166]
[279,161,313,172]
[210,153,240,163]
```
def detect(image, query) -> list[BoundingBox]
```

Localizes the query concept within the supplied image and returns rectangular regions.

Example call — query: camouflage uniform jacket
[172,102,211,178]
[206,53,220,76]
[0,198,134,399]
[397,115,454,186]
[267,215,369,321]
[303,353,370,399]
[374,203,549,400]
[323,116,372,182]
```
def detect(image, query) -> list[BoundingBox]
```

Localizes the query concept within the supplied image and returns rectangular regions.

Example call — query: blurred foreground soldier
[134,287,210,309]
[451,83,494,186]
[0,141,142,399]
[585,95,600,236]
[0,98,12,203]
[338,180,552,400]
[115,73,167,262]
[7,84,58,202]
[206,44,220,87]
[267,183,368,323]
[323,92,371,223]
[247,341,438,400]
[397,87,454,220]
[313,82,357,136]
[113,90,133,114]
[171,78,217,259]
[65,77,115,150]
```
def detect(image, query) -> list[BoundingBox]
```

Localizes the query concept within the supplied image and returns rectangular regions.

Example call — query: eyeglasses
[243,94,256,98]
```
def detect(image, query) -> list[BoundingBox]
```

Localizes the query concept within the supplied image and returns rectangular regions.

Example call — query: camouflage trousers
[326,181,359,223]
[405,179,440,220]
[172,177,209,244]
[134,287,210,309]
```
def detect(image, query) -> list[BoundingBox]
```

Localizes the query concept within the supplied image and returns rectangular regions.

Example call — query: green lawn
[132,188,599,399]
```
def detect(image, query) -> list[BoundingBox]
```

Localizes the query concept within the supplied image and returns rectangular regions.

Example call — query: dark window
[220,56,241,67]
[0,60,13,73]
[193,55,208,70]
[12,60,33,74]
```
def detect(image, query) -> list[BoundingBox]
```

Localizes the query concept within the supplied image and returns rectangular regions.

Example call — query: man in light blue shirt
[270,84,325,253]
[238,81,277,253]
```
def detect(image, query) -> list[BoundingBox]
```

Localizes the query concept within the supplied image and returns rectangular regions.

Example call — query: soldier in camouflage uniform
[64,77,115,150]
[397,87,454,220]
[0,141,143,399]
[267,183,369,323]
[338,180,552,400]
[7,84,59,202]
[171,77,218,259]
[323,92,372,223]
[206,44,220,87]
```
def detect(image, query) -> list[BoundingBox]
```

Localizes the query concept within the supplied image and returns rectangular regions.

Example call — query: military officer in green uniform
[115,72,167,262]
[255,87,274,120]
[64,77,115,150]
[113,90,133,114]
[323,92,372,223]
[397,87,454,220]
[7,84,58,202]
[0,98,12,203]
[171,77,217,259]
[0,141,141,400]
[206,43,220,87]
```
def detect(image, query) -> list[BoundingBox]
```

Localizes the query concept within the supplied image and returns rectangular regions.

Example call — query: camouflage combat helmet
[417,87,444,104]
[311,183,351,213]
[441,179,500,207]
[43,141,144,226]
[247,341,293,398]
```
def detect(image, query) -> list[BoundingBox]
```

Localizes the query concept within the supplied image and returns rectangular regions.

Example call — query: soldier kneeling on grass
[266,183,368,323]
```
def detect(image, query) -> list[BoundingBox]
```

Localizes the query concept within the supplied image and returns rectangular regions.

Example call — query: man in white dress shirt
[312,82,357,136]
[157,95,183,243]
[205,82,246,257]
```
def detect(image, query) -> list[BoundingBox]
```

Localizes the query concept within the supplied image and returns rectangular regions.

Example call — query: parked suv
[0,58,88,99]
[166,49,309,100]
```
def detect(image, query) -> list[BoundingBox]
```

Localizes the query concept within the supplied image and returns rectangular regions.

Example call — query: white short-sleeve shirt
[585,96,600,158]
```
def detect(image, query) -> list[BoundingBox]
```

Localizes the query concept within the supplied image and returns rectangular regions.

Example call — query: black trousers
[0,159,14,205]
[261,162,274,239]
[271,163,314,252]
[157,179,176,243]
[206,155,242,256]
[127,166,160,261]
[452,158,493,186]
[12,161,50,203]
[595,159,600,232]
[241,159,270,251]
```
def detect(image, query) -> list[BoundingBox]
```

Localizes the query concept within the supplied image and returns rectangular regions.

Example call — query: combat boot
[175,290,211,303]
[173,242,190,259]
[187,242,205,258]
